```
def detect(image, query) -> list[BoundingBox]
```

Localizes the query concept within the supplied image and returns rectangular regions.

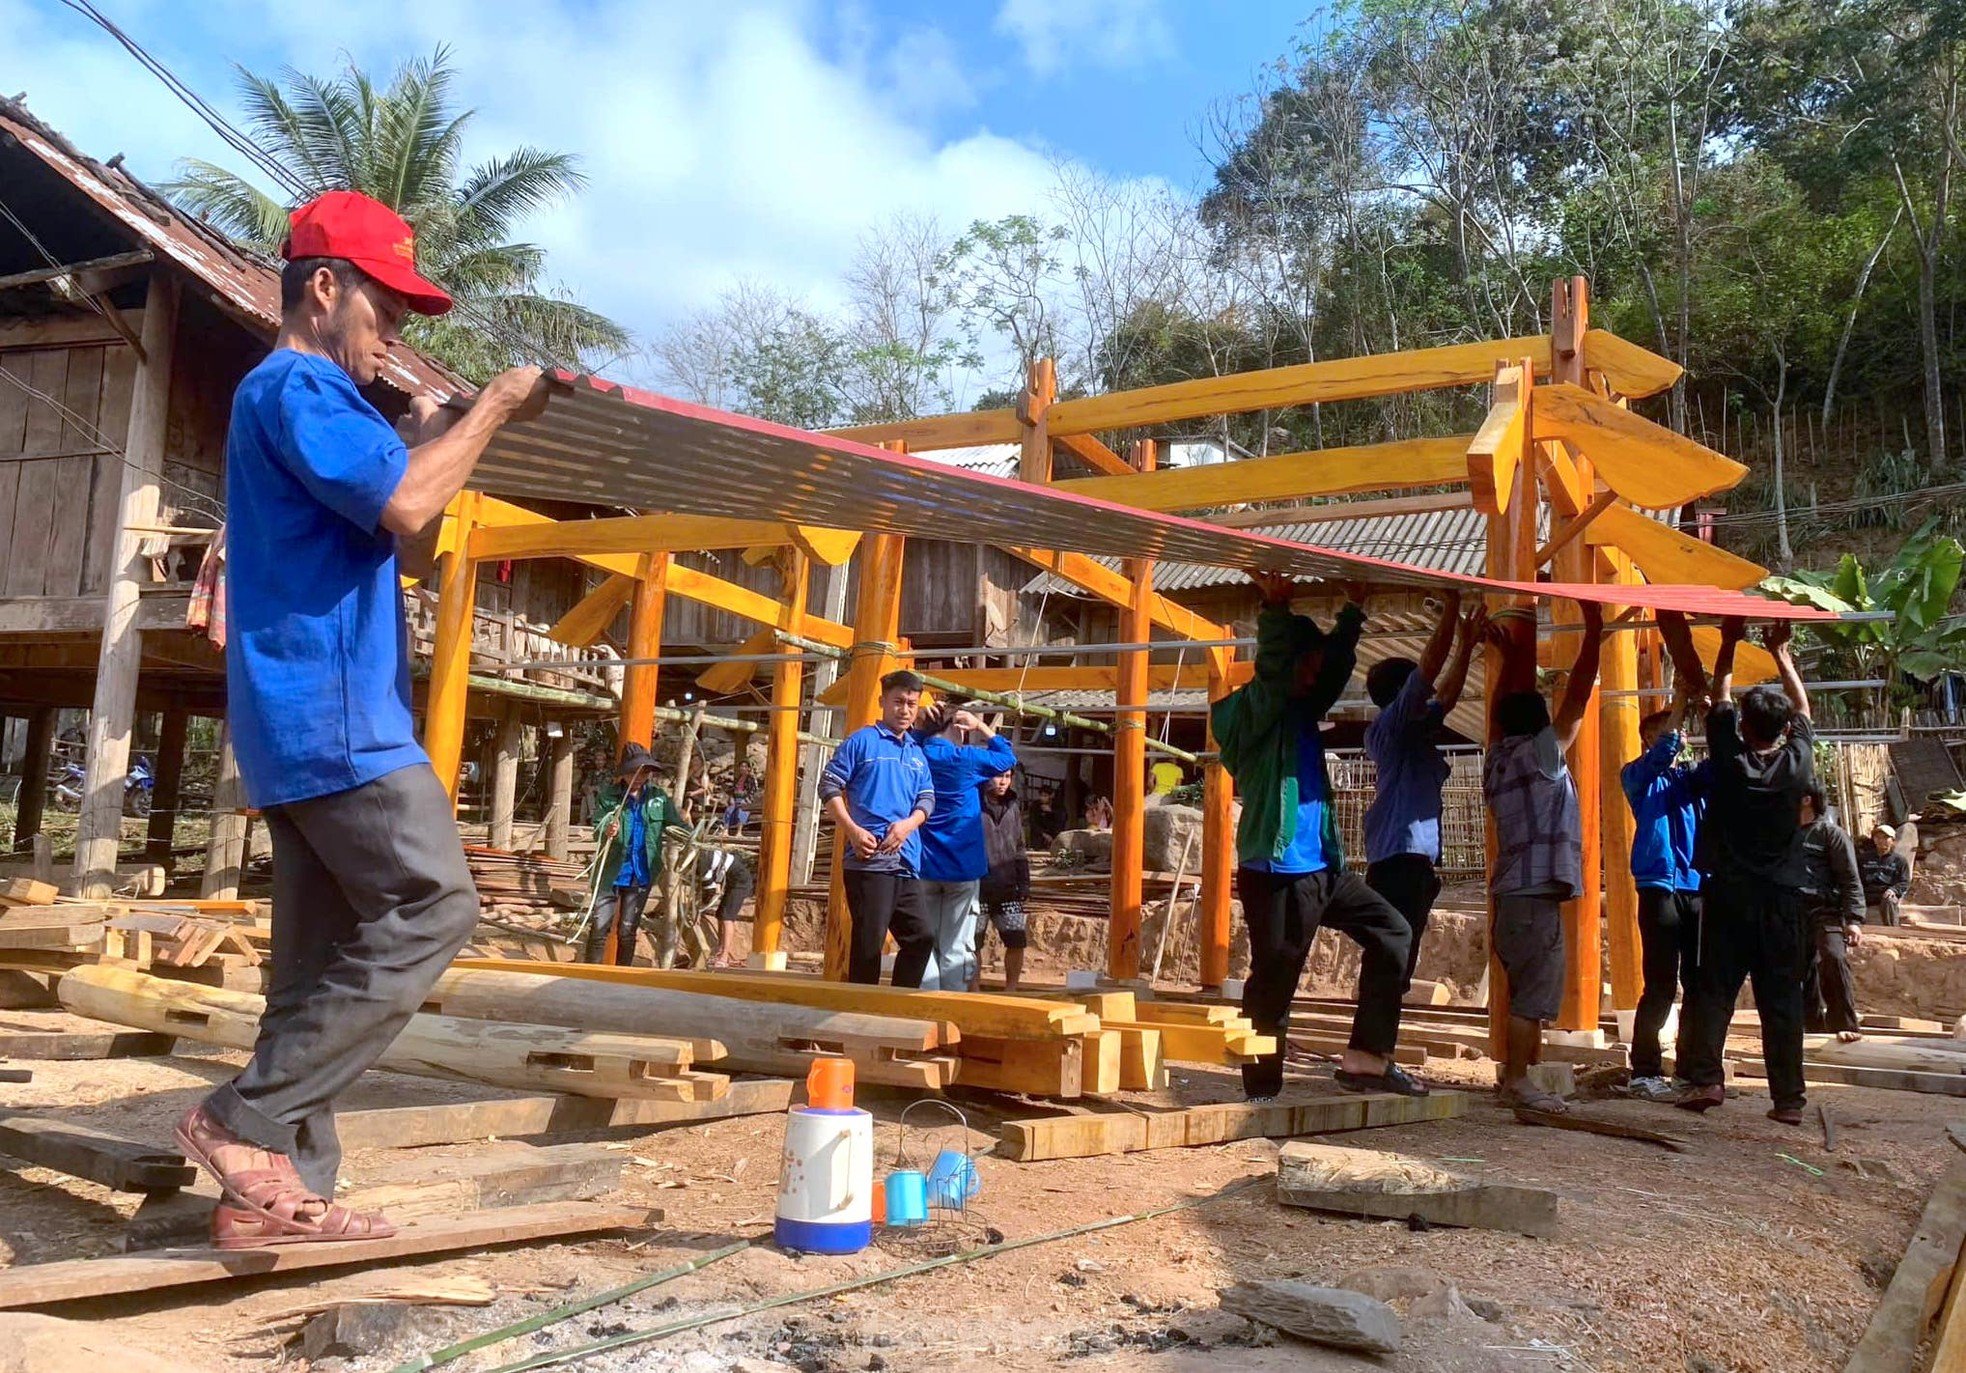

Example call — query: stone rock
[1142,804,1205,872]
[300,1303,429,1362]
[1336,1266,1457,1305]
[0,1314,209,1373]
[1409,1285,1482,1324]
[1218,1280,1402,1356]
[1464,1296,1506,1322]
[1054,829,1113,870]
[1525,1062,1575,1097]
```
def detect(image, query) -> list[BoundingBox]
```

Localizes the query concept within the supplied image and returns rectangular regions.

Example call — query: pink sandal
[175,1105,397,1248]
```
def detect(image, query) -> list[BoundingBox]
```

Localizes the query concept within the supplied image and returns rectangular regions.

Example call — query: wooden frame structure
[421,277,1772,1041]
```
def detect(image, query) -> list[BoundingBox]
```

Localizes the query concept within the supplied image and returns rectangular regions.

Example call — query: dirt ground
[0,1015,1953,1373]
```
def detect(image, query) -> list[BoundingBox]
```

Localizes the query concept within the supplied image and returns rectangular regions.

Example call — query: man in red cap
[173,190,550,1247]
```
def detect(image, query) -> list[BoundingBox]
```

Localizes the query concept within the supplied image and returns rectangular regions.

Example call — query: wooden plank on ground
[0,1114,196,1192]
[998,1090,1470,1162]
[1108,1019,1272,1066]
[0,1201,654,1310]
[0,1027,174,1060]
[1844,1155,1966,1373]
[1511,1107,1689,1151]
[333,1078,796,1152]
[1277,1139,1558,1237]
[1738,1058,1966,1098]
[0,878,59,907]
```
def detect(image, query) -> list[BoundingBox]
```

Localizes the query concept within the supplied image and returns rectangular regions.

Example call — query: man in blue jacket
[584,744,684,966]
[911,702,1018,991]
[820,670,937,985]
[1621,700,1708,1101]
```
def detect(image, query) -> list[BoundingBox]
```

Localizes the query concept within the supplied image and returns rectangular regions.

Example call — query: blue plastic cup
[884,1170,928,1227]
[926,1150,979,1208]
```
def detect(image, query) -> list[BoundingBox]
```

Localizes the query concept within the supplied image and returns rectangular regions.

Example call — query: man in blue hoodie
[910,702,1018,991]
[1621,700,1708,1101]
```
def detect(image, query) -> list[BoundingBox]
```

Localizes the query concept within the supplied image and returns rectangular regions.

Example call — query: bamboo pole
[1551,276,1603,1033]
[1109,440,1155,981]
[753,549,808,959]
[427,491,481,805]
[824,524,908,982]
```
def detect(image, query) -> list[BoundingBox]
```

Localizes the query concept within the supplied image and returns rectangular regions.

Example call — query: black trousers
[584,884,651,965]
[1680,874,1808,1110]
[204,765,480,1197]
[1237,866,1412,1098]
[1365,853,1442,991]
[1802,914,1862,1034]
[842,868,933,987]
[1632,888,1701,1079]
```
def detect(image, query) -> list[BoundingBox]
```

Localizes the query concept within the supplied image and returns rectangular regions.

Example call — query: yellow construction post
[1551,275,1602,1034]
[427,491,481,805]
[753,547,809,962]
[824,524,909,982]
[1600,547,1643,1010]
[1108,440,1155,981]
[619,552,669,751]
[1198,646,1236,990]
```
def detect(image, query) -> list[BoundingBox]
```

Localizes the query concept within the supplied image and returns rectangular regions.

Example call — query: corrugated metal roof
[0,97,463,401]
[471,373,1833,621]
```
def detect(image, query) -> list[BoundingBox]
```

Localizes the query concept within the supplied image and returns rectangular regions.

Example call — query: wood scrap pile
[454,959,1276,1098]
[0,879,104,960]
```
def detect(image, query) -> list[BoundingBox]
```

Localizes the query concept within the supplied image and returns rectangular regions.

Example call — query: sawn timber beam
[1052,435,1472,512]
[1005,547,1230,646]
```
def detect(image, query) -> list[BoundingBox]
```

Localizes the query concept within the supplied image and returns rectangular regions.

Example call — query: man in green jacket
[584,743,683,965]
[1213,574,1419,1101]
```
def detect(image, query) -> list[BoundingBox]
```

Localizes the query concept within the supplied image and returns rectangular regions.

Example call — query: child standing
[975,768,1032,990]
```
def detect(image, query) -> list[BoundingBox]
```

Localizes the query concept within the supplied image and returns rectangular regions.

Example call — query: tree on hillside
[166,47,629,382]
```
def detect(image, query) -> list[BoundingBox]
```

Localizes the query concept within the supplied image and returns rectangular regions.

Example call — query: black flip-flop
[1334,1063,1431,1097]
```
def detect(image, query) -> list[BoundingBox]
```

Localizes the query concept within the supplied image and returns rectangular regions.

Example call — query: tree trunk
[1917,242,1949,471]
[1772,356,1792,570]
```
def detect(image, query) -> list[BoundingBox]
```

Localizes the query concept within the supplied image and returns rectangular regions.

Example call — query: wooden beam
[786,525,861,567]
[825,409,1022,452]
[1054,435,1471,513]
[1045,337,1555,435]
[1599,548,1643,1012]
[753,550,807,957]
[1055,431,1134,477]
[1019,357,1058,484]
[1276,1139,1557,1237]
[1843,1155,1966,1372]
[75,272,176,900]
[0,1201,651,1310]
[1534,381,1748,508]
[0,592,190,635]
[1199,648,1236,990]
[1581,328,1681,398]
[1584,505,1767,591]
[548,573,635,647]
[619,553,668,752]
[664,563,853,650]
[1204,490,1473,531]
[0,1114,194,1192]
[696,628,776,695]
[1005,547,1229,645]
[0,249,153,294]
[1466,364,1526,517]
[469,513,792,562]
[1110,440,1153,981]
[817,662,1250,708]
[999,1090,1470,1161]
[426,491,481,804]
[1535,487,1619,567]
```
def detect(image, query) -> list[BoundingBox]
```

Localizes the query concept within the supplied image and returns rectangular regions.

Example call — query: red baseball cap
[281,190,453,316]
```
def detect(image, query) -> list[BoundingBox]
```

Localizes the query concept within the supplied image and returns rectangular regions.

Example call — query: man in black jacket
[974,769,1031,990]
[1860,825,1911,926]
[1799,783,1865,1041]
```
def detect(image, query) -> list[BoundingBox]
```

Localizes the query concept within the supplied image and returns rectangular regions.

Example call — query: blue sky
[0,0,1315,371]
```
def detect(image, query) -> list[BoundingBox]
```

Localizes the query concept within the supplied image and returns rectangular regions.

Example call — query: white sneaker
[1628,1076,1677,1102]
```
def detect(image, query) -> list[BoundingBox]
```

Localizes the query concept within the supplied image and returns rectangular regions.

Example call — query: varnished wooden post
[1017,357,1057,484]
[753,548,809,960]
[1599,547,1644,1009]
[1198,648,1236,990]
[618,552,670,751]
[1551,276,1602,1033]
[824,516,908,982]
[426,491,481,805]
[77,271,177,898]
[1108,440,1155,981]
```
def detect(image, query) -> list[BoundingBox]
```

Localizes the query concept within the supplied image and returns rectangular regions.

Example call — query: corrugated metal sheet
[0,98,462,401]
[471,373,1836,622]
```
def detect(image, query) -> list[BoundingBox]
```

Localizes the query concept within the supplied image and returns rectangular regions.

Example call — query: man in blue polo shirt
[820,669,937,985]
[174,191,548,1250]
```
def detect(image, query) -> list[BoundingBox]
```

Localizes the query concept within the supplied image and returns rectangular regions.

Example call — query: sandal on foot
[1500,1084,1568,1114]
[211,1200,396,1250]
[1335,1063,1431,1098]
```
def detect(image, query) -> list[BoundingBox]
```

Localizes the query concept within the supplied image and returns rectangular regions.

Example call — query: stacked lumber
[453,959,1248,1098]
[0,883,105,957]
[59,964,731,1103]
[102,910,262,990]
[999,1090,1470,1160]
[465,846,589,917]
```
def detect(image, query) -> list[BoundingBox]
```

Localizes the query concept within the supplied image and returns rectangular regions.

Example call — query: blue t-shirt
[1247,725,1330,876]
[914,733,1018,882]
[224,350,423,808]
[818,723,936,874]
[617,794,652,889]
[1363,668,1451,864]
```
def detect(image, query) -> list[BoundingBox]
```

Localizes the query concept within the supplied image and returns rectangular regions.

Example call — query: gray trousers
[917,879,979,992]
[202,764,480,1197]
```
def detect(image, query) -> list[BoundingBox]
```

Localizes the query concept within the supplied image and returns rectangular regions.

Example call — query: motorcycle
[50,754,154,816]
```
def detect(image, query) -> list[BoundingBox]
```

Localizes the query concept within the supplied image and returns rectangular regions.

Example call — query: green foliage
[1762,522,1966,686]
[166,47,628,382]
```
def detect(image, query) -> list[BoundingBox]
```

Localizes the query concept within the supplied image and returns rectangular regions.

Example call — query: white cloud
[0,0,1151,395]
[993,0,1173,77]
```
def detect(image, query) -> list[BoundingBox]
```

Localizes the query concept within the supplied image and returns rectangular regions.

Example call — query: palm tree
[167,47,629,382]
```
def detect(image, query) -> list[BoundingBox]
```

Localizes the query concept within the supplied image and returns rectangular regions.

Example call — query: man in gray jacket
[1799,782,1865,1042]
